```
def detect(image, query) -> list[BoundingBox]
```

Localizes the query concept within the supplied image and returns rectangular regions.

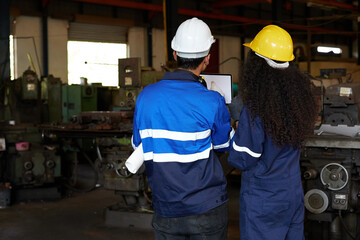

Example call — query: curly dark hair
[240,50,317,148]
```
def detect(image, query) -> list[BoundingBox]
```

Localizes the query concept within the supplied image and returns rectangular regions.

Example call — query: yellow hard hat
[244,25,295,62]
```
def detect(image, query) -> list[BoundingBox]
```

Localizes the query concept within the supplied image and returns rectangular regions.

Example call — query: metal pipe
[0,0,10,82]
[147,26,153,67]
[358,0,360,65]
[42,13,48,76]
[212,0,269,8]
[42,0,49,76]
[272,0,282,25]
[165,0,177,63]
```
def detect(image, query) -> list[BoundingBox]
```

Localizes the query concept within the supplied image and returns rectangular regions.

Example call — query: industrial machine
[323,83,360,126]
[38,59,164,228]
[0,69,63,202]
[0,59,164,228]
[0,125,62,201]
[41,107,153,228]
[301,81,360,239]
[62,84,97,122]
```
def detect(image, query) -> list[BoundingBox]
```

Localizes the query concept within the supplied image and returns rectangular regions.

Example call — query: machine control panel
[331,193,348,210]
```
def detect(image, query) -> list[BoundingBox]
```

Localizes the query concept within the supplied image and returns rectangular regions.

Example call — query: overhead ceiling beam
[312,0,356,11]
[294,0,357,12]
[74,0,355,35]
[212,0,271,8]
[75,0,162,11]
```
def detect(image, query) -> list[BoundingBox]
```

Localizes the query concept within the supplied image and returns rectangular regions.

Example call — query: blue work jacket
[228,106,304,240]
[132,71,234,218]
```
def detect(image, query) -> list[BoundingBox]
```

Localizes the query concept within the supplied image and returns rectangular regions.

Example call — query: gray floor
[0,177,241,240]
[0,188,156,240]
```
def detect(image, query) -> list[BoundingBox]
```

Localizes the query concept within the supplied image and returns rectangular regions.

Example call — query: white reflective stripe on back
[214,127,235,149]
[233,142,261,158]
[143,151,153,161]
[140,129,211,141]
[143,146,212,163]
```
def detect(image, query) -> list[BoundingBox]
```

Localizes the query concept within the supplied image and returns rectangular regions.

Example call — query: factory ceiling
[9,0,358,46]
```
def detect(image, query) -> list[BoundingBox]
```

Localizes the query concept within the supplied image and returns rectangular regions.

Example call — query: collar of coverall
[173,69,207,88]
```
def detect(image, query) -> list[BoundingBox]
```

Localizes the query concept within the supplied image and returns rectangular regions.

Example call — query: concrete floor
[0,175,241,240]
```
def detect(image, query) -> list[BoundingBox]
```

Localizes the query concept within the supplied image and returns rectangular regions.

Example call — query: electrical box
[62,85,98,122]
[119,58,141,87]
[21,69,39,100]
[112,87,141,111]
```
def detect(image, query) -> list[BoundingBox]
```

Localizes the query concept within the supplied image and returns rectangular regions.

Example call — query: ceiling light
[317,46,342,54]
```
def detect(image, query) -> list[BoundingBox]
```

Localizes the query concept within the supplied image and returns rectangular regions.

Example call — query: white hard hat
[171,17,215,58]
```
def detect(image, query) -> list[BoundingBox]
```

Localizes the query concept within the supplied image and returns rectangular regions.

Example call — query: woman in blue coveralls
[228,25,318,240]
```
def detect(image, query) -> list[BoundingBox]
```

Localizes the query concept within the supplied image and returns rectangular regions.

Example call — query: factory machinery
[4,57,360,235]
[0,58,163,218]
[302,79,360,239]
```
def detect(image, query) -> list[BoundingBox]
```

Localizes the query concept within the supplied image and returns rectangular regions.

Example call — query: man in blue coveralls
[228,25,317,240]
[132,17,234,240]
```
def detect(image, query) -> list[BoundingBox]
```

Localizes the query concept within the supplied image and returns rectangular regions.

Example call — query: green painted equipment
[62,85,98,122]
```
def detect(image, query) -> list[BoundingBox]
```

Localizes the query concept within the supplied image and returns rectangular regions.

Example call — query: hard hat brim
[243,42,295,61]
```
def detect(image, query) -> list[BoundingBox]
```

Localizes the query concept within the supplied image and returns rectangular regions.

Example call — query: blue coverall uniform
[228,106,304,240]
[132,71,234,219]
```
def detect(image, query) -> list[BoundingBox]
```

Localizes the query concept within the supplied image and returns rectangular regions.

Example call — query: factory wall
[11,15,242,85]
[151,28,166,71]
[10,15,360,87]
[13,16,43,79]
[12,16,68,82]
[150,29,242,83]
[128,27,147,68]
[218,35,241,84]
[298,61,360,83]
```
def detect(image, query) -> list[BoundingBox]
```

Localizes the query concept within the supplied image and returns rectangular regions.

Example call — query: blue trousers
[240,175,305,240]
[152,203,228,240]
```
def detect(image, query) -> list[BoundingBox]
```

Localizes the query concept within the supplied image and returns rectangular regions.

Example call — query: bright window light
[317,46,342,54]
[9,35,14,80]
[67,41,127,86]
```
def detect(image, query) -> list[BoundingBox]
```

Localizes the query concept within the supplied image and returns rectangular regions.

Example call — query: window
[9,35,14,80]
[67,41,127,86]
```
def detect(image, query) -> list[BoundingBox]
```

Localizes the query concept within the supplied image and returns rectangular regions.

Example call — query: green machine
[0,125,62,201]
[62,85,98,122]
[3,69,62,124]
[41,75,62,123]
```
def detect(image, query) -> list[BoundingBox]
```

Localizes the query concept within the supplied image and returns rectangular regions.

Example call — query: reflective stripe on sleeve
[214,128,235,149]
[232,142,262,158]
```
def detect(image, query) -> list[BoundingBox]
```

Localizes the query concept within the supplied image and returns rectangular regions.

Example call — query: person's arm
[212,97,235,152]
[131,98,142,150]
[228,108,264,170]
[228,94,243,123]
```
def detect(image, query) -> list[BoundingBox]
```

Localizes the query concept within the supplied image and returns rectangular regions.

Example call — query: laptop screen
[200,73,233,104]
